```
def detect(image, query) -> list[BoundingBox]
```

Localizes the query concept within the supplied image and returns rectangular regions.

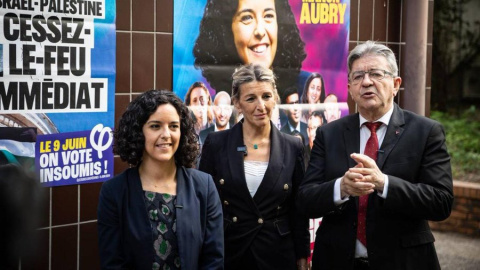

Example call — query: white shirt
[244,161,268,197]
[333,106,394,257]
[287,121,301,133]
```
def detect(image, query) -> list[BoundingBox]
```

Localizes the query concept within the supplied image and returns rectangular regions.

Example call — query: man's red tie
[357,122,382,247]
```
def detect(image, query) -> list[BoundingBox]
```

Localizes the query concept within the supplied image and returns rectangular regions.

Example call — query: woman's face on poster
[231,0,278,69]
[308,78,322,104]
[190,87,209,120]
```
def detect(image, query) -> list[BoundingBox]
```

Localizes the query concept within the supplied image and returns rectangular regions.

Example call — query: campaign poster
[0,0,116,187]
[173,0,349,138]
[173,0,350,260]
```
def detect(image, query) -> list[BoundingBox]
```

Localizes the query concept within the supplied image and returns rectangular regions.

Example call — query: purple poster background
[290,0,350,103]
[173,0,351,119]
[173,1,351,259]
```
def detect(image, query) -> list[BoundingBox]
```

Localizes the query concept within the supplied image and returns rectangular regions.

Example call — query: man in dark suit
[280,86,309,147]
[297,41,453,270]
[199,91,233,144]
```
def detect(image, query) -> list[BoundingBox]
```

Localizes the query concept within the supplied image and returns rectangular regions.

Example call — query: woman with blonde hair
[200,64,310,270]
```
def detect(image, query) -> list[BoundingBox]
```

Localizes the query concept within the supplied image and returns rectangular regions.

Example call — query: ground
[434,230,480,270]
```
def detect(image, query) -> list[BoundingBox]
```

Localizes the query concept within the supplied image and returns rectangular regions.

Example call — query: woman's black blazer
[97,166,224,269]
[199,122,310,270]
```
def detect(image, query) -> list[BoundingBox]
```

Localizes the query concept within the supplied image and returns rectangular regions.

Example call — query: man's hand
[297,258,310,270]
[349,153,385,192]
[340,162,375,197]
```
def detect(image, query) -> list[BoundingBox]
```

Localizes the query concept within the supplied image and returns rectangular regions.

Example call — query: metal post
[403,0,429,115]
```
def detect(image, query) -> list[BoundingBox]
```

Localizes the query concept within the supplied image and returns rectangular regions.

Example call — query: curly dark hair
[193,0,306,97]
[114,90,199,168]
[300,72,326,104]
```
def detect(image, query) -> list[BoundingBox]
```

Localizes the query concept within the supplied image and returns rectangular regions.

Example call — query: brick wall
[429,181,480,236]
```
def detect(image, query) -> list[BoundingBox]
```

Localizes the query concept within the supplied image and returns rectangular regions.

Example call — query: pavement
[433,230,480,270]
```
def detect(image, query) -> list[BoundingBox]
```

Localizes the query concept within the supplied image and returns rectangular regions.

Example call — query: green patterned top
[144,191,181,270]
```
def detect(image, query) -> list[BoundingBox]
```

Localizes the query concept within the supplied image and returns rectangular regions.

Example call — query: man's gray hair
[231,64,278,102]
[347,41,399,77]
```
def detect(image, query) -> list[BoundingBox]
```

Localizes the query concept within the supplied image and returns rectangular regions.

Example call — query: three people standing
[98,41,453,270]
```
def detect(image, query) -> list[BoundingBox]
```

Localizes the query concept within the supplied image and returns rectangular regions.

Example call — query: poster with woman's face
[174,0,350,100]
[175,0,351,129]
[174,0,350,136]
[174,0,350,254]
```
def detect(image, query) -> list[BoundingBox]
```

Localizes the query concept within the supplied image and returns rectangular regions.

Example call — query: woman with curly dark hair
[193,0,307,97]
[98,90,224,270]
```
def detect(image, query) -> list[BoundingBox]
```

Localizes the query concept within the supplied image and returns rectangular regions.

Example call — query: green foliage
[432,0,480,111]
[430,106,480,181]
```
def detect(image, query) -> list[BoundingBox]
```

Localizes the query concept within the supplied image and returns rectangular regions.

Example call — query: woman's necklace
[244,138,268,150]
[242,122,270,150]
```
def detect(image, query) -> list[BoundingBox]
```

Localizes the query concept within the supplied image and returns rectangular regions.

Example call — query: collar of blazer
[376,103,405,169]
[343,103,405,170]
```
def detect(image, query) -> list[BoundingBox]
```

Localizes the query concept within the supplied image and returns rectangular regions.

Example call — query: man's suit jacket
[297,103,453,270]
[97,167,224,270]
[199,125,215,145]
[199,122,310,270]
[280,121,309,147]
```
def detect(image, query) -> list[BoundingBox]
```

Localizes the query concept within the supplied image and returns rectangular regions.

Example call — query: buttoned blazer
[199,121,310,270]
[97,166,224,270]
[297,103,454,270]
